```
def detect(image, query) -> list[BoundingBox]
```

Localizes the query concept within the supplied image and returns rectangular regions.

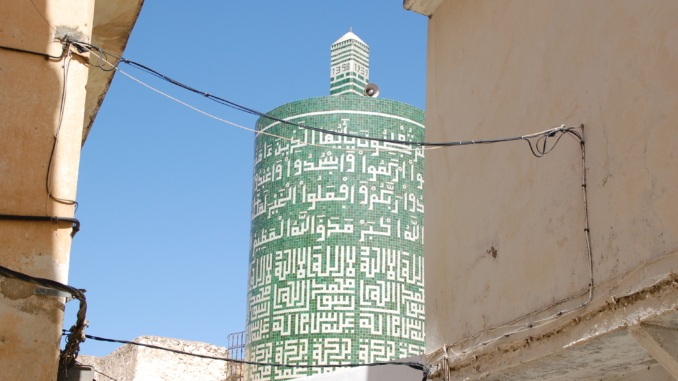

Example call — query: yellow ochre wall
[0,1,94,379]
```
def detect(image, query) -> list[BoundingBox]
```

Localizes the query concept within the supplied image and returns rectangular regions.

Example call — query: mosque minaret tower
[245,30,426,381]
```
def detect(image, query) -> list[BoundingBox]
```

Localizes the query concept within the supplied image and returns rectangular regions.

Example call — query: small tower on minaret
[330,28,370,96]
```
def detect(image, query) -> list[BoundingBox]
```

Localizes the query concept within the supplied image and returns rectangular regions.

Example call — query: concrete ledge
[427,252,678,380]
[403,0,445,17]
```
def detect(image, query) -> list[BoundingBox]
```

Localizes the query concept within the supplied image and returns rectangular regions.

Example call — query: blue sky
[66,1,428,356]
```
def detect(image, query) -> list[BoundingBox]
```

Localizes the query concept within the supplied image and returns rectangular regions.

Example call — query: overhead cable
[68,39,578,153]
[28,0,56,31]
[68,333,430,381]
[110,65,433,153]
[62,39,593,365]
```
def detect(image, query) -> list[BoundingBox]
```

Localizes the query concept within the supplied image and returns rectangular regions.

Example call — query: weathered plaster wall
[78,336,232,381]
[1,1,142,379]
[0,0,94,379]
[423,0,678,353]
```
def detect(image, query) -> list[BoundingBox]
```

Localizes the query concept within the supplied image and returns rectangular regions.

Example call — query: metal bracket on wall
[35,287,74,302]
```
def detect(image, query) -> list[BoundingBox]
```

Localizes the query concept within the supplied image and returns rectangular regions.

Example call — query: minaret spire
[330,30,370,96]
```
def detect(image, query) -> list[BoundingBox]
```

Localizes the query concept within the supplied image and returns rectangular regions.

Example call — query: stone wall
[78,336,232,381]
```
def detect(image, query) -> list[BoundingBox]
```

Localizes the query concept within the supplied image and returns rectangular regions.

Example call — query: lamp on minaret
[329,29,372,96]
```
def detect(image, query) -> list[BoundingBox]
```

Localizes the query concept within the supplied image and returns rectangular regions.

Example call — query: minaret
[245,30,425,381]
[330,28,370,96]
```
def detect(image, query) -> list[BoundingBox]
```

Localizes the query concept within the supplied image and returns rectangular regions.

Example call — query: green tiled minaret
[330,29,370,96]
[245,31,425,381]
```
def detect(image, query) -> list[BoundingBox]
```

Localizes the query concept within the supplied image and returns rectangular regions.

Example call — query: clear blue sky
[66,1,428,357]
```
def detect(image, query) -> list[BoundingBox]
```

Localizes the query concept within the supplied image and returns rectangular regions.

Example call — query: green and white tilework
[330,32,370,96]
[245,96,425,381]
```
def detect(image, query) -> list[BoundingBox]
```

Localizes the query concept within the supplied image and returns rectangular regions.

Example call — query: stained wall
[422,0,678,353]
[0,0,143,379]
[0,1,94,379]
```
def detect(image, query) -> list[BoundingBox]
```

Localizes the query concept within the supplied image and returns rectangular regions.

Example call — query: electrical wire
[63,38,592,375]
[0,35,85,371]
[0,264,87,370]
[429,129,593,362]
[0,214,80,238]
[77,48,441,155]
[0,43,68,60]
[112,66,432,154]
[65,333,429,381]
[67,41,432,153]
[79,47,581,159]
[29,0,56,31]
[45,41,79,211]
[0,28,608,381]
[1,39,79,211]
[69,39,579,154]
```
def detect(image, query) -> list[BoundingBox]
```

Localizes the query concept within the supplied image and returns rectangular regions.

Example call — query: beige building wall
[0,2,94,379]
[411,0,678,379]
[0,0,142,379]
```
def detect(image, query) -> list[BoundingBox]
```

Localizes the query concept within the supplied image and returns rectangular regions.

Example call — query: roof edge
[81,0,145,145]
[403,0,445,17]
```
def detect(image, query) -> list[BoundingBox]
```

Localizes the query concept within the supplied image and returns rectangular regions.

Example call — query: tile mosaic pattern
[330,34,369,96]
[245,96,425,380]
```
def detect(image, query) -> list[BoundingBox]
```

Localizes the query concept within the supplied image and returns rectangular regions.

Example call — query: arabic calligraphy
[246,112,425,381]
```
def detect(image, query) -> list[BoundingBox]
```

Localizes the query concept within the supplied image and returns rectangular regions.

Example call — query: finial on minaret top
[329,30,370,96]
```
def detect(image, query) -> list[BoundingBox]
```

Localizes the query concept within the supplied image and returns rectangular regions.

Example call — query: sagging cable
[67,333,430,381]
[68,38,577,153]
[0,265,87,371]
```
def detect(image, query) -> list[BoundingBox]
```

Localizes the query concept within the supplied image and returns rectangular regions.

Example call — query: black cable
[2,37,82,210]
[68,39,577,152]
[525,127,576,158]
[0,264,87,370]
[76,334,429,381]
[0,214,80,237]
[2,39,80,210]
[45,42,79,210]
[0,44,67,60]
